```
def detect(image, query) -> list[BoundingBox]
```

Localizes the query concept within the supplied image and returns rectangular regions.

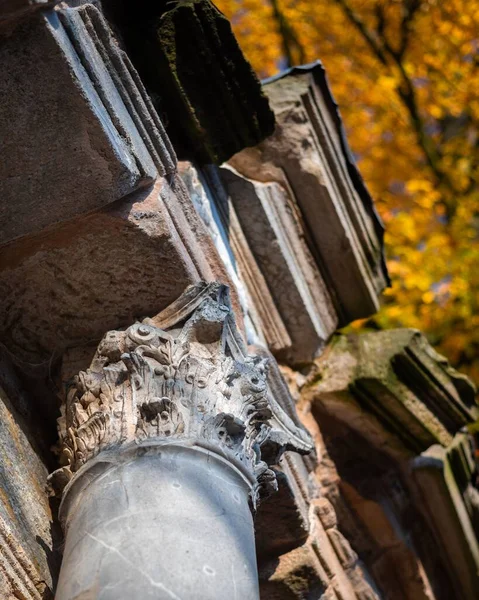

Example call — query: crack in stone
[86,532,183,600]
[231,562,237,600]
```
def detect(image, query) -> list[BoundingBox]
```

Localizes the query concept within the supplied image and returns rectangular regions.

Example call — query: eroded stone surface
[0,180,199,366]
[219,165,337,363]
[0,3,175,244]
[413,439,479,600]
[51,283,313,599]
[184,162,291,354]
[230,62,389,327]
[304,329,478,460]
[1,2,474,597]
[299,329,479,600]
[255,365,380,600]
[315,417,447,600]
[0,350,60,598]
[102,0,275,164]
[51,282,313,503]
[259,501,378,600]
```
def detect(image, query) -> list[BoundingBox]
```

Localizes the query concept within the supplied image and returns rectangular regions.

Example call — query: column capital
[51,282,312,507]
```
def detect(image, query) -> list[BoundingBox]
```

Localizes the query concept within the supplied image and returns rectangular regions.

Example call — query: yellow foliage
[215,0,479,383]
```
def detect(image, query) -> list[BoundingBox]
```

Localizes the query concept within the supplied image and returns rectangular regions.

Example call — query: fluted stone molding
[51,282,312,599]
[1,1,176,245]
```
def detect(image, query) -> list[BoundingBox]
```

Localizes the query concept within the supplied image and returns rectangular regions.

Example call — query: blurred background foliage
[215,0,479,383]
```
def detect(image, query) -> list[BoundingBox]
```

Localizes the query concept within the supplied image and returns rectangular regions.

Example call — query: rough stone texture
[0,350,60,599]
[0,165,246,373]
[252,348,313,559]
[173,62,388,363]
[180,160,338,363]
[0,179,199,367]
[0,3,175,245]
[161,171,246,330]
[299,329,479,600]
[0,0,58,34]
[304,329,477,461]
[230,62,388,327]
[102,0,275,164]
[178,162,259,344]
[1,1,475,596]
[187,163,292,354]
[254,468,310,562]
[255,366,380,600]
[413,438,479,600]
[51,282,312,499]
[312,412,449,600]
[259,498,379,600]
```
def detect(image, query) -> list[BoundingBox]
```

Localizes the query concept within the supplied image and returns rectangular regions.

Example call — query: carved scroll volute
[51,282,312,505]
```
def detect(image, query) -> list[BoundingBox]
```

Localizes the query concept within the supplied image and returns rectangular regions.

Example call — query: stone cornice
[230,62,389,330]
[304,329,477,458]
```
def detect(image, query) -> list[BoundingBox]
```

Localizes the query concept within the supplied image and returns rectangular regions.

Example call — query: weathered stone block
[305,329,477,459]
[102,0,275,165]
[183,162,292,355]
[0,3,175,244]
[230,62,389,327]
[255,469,310,561]
[180,161,339,362]
[259,506,378,600]
[249,348,315,559]
[179,162,270,348]
[219,164,338,363]
[302,329,479,599]
[0,179,199,366]
[0,351,59,598]
[413,439,479,600]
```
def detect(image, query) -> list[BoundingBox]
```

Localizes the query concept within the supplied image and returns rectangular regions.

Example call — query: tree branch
[269,0,305,67]
[334,0,388,65]
[398,0,422,59]
[332,0,457,218]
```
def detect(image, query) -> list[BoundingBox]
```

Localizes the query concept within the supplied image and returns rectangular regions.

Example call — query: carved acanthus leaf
[52,282,312,504]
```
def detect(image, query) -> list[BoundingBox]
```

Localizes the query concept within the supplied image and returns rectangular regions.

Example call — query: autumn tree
[216,0,479,382]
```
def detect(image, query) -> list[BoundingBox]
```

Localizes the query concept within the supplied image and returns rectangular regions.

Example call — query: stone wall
[294,330,479,600]
[0,1,477,599]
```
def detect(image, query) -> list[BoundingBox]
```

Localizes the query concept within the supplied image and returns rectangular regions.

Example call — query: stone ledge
[412,438,479,600]
[0,180,199,366]
[230,61,389,328]
[302,330,479,599]
[304,329,477,459]
[0,3,175,245]
[102,0,275,164]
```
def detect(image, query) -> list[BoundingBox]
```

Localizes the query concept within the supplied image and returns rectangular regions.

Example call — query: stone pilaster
[50,282,312,599]
[302,329,479,600]
[229,62,389,334]
[412,436,479,600]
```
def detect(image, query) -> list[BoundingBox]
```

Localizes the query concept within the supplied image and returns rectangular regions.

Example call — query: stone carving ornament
[51,282,312,506]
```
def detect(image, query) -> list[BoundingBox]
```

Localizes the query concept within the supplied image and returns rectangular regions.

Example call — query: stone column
[50,282,312,600]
